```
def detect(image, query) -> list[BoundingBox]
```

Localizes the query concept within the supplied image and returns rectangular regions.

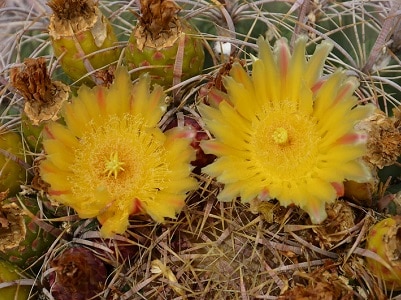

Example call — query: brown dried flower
[279,262,354,299]
[10,57,70,125]
[47,0,95,21]
[48,247,107,300]
[0,202,24,253]
[356,109,401,169]
[31,157,50,194]
[312,200,355,249]
[135,0,182,49]
[139,0,180,38]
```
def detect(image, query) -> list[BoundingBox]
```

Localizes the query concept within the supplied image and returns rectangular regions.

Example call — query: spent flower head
[40,68,197,237]
[199,36,374,224]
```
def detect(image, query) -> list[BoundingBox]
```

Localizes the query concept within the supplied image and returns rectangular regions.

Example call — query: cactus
[0,131,29,196]
[365,216,401,290]
[0,260,30,300]
[48,0,121,85]
[20,112,44,153]
[125,0,205,86]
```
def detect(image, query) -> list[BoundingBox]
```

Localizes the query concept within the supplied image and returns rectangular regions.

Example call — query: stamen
[272,127,289,145]
[104,152,125,179]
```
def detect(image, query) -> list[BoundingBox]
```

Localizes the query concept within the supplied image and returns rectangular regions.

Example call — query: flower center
[104,152,125,179]
[272,127,288,145]
[69,114,170,204]
[251,103,321,180]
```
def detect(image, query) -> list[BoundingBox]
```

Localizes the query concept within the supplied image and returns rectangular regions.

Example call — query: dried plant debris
[312,200,355,249]
[138,0,181,41]
[47,0,96,22]
[0,202,25,254]
[47,0,120,84]
[279,261,354,300]
[31,157,50,194]
[47,246,107,300]
[356,109,401,169]
[108,189,381,299]
[0,192,8,228]
[126,195,283,298]
[0,196,56,269]
[10,57,70,125]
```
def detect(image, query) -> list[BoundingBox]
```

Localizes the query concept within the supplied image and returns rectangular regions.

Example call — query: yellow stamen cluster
[104,152,125,179]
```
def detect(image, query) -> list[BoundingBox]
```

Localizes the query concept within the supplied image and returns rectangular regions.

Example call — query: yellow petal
[131,74,167,126]
[252,59,269,108]
[144,194,185,222]
[63,97,92,138]
[75,186,111,218]
[217,182,240,202]
[302,196,328,224]
[224,76,258,122]
[286,36,307,101]
[200,140,247,158]
[313,71,346,118]
[274,38,291,100]
[42,143,73,171]
[43,122,78,150]
[105,67,132,116]
[229,62,254,94]
[304,40,333,87]
[99,210,130,238]
[257,37,280,103]
[297,82,314,115]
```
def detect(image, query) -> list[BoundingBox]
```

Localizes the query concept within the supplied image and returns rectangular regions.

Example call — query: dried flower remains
[10,57,70,125]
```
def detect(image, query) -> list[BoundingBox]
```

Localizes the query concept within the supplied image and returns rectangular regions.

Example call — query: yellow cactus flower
[40,68,197,237]
[199,37,373,224]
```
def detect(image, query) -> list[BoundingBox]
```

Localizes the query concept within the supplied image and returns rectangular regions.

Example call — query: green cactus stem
[0,260,30,300]
[48,0,121,85]
[125,0,205,86]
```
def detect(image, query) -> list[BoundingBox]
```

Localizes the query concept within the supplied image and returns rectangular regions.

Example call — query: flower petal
[304,40,333,87]
[200,36,371,225]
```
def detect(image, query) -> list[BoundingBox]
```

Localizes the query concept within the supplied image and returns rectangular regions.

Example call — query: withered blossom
[10,57,69,125]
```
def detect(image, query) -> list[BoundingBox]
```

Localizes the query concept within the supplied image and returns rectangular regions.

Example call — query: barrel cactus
[48,0,121,85]
[0,131,29,196]
[125,0,205,86]
[0,260,31,300]
[365,216,401,290]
